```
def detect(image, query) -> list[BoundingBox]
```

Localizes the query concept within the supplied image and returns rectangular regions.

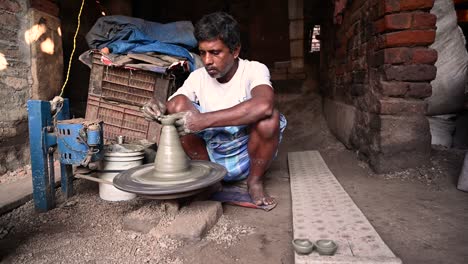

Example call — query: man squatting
[142,12,287,206]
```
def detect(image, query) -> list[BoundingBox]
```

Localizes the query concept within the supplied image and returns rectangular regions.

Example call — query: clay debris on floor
[0,180,255,264]
[0,165,31,185]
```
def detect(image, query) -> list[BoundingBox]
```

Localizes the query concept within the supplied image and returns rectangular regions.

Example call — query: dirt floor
[1,83,468,263]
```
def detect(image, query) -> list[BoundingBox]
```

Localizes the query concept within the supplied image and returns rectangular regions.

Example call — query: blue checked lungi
[194,104,287,182]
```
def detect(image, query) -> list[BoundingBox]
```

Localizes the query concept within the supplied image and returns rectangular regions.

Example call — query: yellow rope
[59,0,85,97]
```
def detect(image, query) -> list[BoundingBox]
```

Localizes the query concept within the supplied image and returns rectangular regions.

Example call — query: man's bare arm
[176,84,275,133]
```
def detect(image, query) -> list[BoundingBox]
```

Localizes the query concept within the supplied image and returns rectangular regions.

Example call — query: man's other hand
[141,98,166,121]
[173,111,203,136]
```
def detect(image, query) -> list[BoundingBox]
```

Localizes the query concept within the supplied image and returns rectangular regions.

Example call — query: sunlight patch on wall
[0,53,8,71]
[40,38,55,55]
[24,23,47,44]
[57,26,62,37]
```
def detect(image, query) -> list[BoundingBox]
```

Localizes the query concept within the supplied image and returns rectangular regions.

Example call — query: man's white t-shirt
[169,58,272,112]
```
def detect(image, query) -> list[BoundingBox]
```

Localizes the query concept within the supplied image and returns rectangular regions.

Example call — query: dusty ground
[1,82,468,263]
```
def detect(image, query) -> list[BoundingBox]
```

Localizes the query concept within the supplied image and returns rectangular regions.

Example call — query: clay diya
[315,239,338,256]
[292,239,314,255]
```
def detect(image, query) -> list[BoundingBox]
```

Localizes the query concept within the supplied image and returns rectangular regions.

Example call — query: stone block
[412,13,436,29]
[411,48,437,64]
[162,201,222,241]
[384,47,411,65]
[383,0,401,14]
[375,13,412,33]
[379,98,428,114]
[380,81,408,97]
[122,202,163,234]
[407,82,432,98]
[379,114,431,153]
[379,30,435,48]
[400,0,435,11]
[370,115,431,173]
[323,99,357,149]
[384,64,436,82]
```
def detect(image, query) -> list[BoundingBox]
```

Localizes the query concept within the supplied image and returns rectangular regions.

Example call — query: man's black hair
[194,12,241,52]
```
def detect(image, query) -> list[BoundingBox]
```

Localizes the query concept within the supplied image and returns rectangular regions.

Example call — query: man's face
[198,39,240,80]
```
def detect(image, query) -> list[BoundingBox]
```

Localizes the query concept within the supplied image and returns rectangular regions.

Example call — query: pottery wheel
[112,114,227,199]
[113,161,226,197]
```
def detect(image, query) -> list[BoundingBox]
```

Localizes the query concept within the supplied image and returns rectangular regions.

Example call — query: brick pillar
[323,0,437,173]
[369,0,436,172]
[288,0,304,70]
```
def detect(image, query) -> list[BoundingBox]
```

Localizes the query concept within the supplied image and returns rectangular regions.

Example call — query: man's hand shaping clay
[173,111,203,136]
[141,97,167,121]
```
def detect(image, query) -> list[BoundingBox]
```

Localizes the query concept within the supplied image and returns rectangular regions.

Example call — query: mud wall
[0,0,63,174]
[0,0,31,174]
[322,0,437,173]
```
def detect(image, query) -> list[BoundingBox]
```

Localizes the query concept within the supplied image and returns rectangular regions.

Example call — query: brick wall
[0,0,31,174]
[322,0,437,173]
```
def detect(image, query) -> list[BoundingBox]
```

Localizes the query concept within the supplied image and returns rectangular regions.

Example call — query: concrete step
[0,165,61,215]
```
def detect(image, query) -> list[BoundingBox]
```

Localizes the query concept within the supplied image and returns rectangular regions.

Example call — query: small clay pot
[292,239,314,255]
[315,239,338,256]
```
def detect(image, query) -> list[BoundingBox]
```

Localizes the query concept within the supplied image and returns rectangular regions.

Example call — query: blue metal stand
[27,98,103,212]
[27,99,70,212]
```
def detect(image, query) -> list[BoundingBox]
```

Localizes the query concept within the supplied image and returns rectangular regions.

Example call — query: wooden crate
[85,94,162,143]
[88,53,175,107]
[86,53,174,143]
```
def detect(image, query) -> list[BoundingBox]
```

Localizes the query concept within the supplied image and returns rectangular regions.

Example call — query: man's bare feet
[247,179,276,206]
